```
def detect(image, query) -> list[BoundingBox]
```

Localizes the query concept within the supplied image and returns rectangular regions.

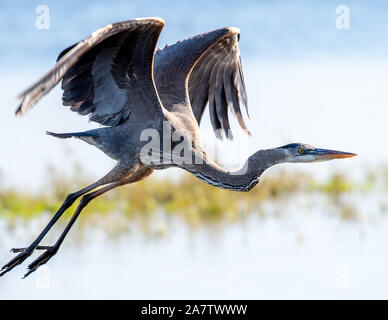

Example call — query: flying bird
[0,17,356,278]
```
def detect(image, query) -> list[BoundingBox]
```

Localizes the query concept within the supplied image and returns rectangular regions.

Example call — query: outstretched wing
[154,27,249,139]
[16,18,165,126]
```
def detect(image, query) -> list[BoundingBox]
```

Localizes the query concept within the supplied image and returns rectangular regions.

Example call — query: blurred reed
[0,162,387,237]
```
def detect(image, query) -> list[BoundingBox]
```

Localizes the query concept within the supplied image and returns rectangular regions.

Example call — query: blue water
[1,0,388,68]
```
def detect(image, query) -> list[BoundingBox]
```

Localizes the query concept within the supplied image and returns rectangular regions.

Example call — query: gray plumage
[2,18,355,278]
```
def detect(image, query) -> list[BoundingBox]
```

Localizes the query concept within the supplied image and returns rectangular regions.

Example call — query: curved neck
[182,148,285,192]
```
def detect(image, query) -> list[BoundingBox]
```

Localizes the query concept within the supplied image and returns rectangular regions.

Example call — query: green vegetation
[0,164,387,235]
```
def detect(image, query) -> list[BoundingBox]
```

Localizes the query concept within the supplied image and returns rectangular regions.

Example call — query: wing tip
[213,26,240,40]
[100,17,165,38]
[15,100,28,116]
[226,26,240,35]
[134,17,165,27]
[15,102,22,116]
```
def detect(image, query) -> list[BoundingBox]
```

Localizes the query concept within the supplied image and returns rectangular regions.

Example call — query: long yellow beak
[311,148,357,160]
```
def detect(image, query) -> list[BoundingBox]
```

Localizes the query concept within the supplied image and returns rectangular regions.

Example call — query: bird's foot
[11,246,52,253]
[23,246,58,279]
[0,247,34,277]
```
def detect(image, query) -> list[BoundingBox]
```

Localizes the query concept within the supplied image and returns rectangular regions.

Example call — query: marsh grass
[0,163,386,236]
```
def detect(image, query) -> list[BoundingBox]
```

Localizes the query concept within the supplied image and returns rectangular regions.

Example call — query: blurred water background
[0,0,388,299]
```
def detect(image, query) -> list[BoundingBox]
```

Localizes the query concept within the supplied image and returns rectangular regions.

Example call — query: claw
[11,246,51,253]
[1,245,58,278]
[0,249,33,277]
[23,247,57,279]
[22,268,35,279]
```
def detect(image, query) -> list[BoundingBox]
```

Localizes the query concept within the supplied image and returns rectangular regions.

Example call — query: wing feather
[154,27,249,139]
[16,18,165,127]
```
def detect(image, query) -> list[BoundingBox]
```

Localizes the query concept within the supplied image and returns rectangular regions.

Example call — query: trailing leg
[23,182,125,278]
[0,165,127,277]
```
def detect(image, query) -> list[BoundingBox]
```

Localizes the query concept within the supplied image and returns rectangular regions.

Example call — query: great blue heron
[0,17,356,278]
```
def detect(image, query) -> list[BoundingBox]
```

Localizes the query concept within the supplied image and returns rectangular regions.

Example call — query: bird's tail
[46,130,100,139]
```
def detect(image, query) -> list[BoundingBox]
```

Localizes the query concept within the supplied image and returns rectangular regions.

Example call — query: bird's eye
[298,148,305,154]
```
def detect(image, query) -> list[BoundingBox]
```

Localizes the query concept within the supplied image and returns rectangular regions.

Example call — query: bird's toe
[0,249,33,277]
[23,247,57,279]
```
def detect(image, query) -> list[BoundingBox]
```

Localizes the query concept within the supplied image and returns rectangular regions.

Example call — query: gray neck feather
[182,148,286,192]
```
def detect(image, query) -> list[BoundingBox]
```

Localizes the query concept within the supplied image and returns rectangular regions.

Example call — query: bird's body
[1,17,356,278]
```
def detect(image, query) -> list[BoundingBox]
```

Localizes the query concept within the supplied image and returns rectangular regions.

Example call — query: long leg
[23,181,124,278]
[0,165,126,277]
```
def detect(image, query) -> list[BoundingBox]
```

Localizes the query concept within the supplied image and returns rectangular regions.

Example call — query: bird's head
[278,143,357,163]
